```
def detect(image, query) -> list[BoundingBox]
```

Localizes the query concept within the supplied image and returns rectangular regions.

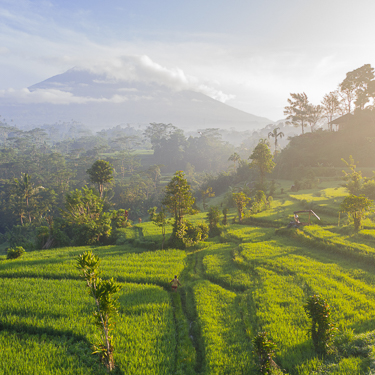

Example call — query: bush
[304,294,336,355]
[252,331,278,374]
[6,246,26,260]
[207,206,221,237]
[6,224,35,250]
[168,221,209,249]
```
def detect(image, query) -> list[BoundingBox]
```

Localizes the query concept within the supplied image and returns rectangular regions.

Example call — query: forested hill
[275,110,375,178]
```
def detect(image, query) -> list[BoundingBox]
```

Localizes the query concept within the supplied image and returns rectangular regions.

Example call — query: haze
[1,0,375,121]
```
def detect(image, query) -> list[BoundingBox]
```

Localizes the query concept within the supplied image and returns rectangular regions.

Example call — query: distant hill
[0,67,273,131]
[275,110,375,178]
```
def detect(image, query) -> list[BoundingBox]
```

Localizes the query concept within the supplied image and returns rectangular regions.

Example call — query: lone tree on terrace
[76,251,122,371]
[340,194,372,231]
[249,141,275,189]
[162,170,195,231]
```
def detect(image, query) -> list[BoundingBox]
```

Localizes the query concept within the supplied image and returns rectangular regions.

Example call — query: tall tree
[339,64,375,113]
[11,173,44,224]
[267,127,284,156]
[340,194,372,231]
[249,141,275,188]
[228,152,241,170]
[232,191,251,223]
[61,186,112,245]
[144,123,186,171]
[284,93,310,134]
[307,104,323,132]
[321,91,341,131]
[162,171,195,227]
[86,160,114,198]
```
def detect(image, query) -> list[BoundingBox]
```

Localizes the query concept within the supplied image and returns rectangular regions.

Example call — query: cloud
[79,55,235,103]
[0,88,133,105]
[0,46,9,55]
[0,54,235,105]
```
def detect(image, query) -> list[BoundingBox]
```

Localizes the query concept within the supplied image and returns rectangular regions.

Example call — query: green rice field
[1,181,375,374]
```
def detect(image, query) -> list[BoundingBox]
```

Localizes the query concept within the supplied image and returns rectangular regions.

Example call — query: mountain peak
[1,67,273,131]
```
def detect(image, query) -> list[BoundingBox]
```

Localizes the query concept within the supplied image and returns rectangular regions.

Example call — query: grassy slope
[2,179,375,374]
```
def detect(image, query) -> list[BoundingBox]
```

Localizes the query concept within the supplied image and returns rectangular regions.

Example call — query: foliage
[250,190,268,214]
[228,152,241,170]
[361,179,375,200]
[6,224,36,250]
[275,110,375,179]
[207,206,221,237]
[86,160,114,198]
[252,332,278,374]
[61,186,112,245]
[200,186,215,210]
[342,156,363,195]
[340,194,373,231]
[6,246,25,259]
[150,206,169,250]
[162,171,195,226]
[268,127,284,156]
[169,220,208,248]
[162,171,198,247]
[249,141,275,188]
[339,64,375,112]
[321,91,341,131]
[304,295,336,355]
[9,172,45,225]
[232,191,251,222]
[284,92,310,134]
[76,251,122,371]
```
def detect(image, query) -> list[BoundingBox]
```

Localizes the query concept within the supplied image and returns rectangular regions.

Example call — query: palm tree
[284,92,310,134]
[268,127,284,156]
[228,152,241,170]
[12,173,44,223]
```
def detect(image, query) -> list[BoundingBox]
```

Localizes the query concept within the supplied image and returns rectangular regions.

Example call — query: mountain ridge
[0,67,274,131]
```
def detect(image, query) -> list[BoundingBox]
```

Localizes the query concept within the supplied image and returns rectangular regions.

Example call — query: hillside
[275,110,375,178]
[0,67,273,131]
[2,181,375,374]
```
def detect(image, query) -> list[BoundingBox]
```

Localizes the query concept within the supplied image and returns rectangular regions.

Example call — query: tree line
[284,64,375,134]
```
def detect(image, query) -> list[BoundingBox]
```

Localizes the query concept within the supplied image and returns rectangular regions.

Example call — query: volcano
[0,67,273,131]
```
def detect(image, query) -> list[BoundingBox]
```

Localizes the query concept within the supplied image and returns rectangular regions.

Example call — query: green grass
[2,179,375,374]
[193,280,254,374]
[0,244,186,288]
[0,251,187,374]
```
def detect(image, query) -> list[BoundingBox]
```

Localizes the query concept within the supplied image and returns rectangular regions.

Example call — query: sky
[1,0,375,121]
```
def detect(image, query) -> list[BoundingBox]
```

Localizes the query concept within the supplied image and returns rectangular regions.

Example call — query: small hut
[293,210,320,226]
[329,113,354,131]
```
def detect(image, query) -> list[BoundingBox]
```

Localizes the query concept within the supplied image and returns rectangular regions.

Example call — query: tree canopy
[86,160,114,198]
[249,141,275,187]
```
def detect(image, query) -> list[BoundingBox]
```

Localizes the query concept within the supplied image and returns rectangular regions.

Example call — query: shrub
[168,221,209,249]
[304,294,336,355]
[76,251,122,371]
[6,246,26,260]
[252,331,278,374]
[6,224,35,250]
[207,206,221,237]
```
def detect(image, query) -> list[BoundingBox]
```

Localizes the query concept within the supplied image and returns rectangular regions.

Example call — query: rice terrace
[3,174,375,374]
